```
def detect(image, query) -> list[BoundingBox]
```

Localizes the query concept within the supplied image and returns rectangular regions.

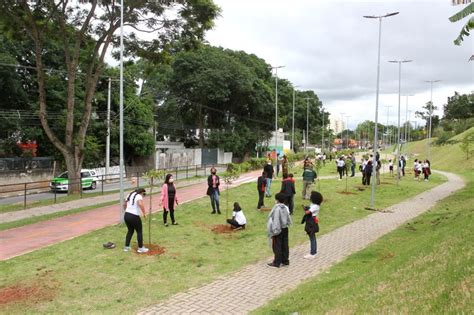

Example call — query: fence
[0,164,226,209]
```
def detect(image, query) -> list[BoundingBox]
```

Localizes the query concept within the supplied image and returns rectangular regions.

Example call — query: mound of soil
[133,244,165,256]
[0,284,54,305]
[211,224,235,234]
[337,191,357,195]
[259,207,272,212]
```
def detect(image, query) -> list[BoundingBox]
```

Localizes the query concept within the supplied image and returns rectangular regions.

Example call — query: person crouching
[227,202,246,230]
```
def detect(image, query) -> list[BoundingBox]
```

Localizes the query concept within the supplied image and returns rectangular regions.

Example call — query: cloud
[206,0,474,128]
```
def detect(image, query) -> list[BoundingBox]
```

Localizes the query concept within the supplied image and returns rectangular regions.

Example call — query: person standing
[257,171,267,210]
[207,167,221,214]
[336,157,345,181]
[263,161,274,197]
[280,173,296,214]
[350,152,356,177]
[302,165,317,200]
[227,202,247,230]
[281,155,289,178]
[388,159,394,176]
[399,155,406,176]
[267,192,292,268]
[276,153,282,177]
[361,158,367,185]
[123,188,149,253]
[302,191,323,259]
[161,174,179,227]
[365,160,373,185]
[423,160,431,181]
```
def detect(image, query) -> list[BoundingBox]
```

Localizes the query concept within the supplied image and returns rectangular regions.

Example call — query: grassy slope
[0,170,445,314]
[254,129,474,314]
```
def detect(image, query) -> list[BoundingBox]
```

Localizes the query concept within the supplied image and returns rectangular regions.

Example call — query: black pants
[124,212,143,248]
[272,227,289,266]
[337,167,344,179]
[257,190,265,209]
[365,173,372,185]
[210,190,220,213]
[351,165,355,176]
[286,196,294,214]
[163,196,175,224]
[362,172,366,185]
[227,219,244,228]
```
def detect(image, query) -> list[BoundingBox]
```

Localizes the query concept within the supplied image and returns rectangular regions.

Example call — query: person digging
[226,202,247,230]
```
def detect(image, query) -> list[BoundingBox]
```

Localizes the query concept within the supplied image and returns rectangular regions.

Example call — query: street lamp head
[424,80,441,83]
[384,12,399,17]
[363,12,399,19]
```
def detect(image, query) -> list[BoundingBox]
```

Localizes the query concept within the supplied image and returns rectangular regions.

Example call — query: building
[330,117,345,135]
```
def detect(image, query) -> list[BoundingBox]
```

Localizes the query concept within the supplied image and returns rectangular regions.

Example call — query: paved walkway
[138,170,464,315]
[0,170,262,260]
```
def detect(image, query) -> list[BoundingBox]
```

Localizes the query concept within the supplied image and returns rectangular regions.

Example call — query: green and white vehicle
[50,169,99,191]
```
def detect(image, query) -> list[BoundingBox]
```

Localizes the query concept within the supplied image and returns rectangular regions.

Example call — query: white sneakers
[304,254,317,259]
[137,247,149,253]
[123,246,131,252]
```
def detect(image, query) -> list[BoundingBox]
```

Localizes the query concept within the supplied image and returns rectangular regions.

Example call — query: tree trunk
[64,153,82,195]
[198,104,205,148]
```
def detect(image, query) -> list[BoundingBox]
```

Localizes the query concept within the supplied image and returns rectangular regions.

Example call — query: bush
[248,158,267,170]
[433,131,458,146]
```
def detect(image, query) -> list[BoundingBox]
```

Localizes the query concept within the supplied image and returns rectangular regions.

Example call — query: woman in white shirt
[336,157,345,180]
[227,202,247,230]
[124,188,148,253]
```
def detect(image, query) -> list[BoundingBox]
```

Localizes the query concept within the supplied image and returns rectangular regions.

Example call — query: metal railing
[0,164,225,209]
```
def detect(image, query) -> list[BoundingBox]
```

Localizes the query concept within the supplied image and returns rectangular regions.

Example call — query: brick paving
[138,170,465,315]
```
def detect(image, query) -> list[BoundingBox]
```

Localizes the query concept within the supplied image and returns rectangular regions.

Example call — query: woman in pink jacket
[161,174,179,226]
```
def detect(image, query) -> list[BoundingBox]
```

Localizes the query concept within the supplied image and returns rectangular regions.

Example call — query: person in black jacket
[257,172,267,210]
[280,173,296,214]
[364,160,373,186]
[263,161,274,197]
[206,167,221,214]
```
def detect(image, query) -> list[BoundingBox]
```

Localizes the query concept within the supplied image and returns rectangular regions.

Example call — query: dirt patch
[337,191,357,195]
[379,251,395,261]
[381,182,395,185]
[0,283,55,305]
[259,207,272,212]
[133,244,165,256]
[211,224,235,234]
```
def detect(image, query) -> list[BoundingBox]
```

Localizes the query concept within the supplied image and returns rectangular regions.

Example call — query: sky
[205,0,473,130]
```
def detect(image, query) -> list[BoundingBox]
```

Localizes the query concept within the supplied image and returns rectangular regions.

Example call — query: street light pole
[292,86,299,152]
[305,97,311,152]
[345,115,351,150]
[340,112,345,149]
[321,107,325,152]
[106,77,112,181]
[271,65,285,152]
[364,11,399,208]
[384,105,392,150]
[119,0,125,222]
[402,94,414,144]
[389,59,412,185]
[424,80,441,161]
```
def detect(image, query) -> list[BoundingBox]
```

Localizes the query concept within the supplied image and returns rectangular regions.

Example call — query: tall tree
[0,0,219,193]
[416,101,440,131]
[449,1,474,60]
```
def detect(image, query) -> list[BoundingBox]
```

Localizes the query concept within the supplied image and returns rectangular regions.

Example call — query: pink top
[160,183,179,211]
[212,175,217,188]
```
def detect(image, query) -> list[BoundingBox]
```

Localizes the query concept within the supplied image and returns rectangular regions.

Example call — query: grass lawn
[0,171,445,314]
[253,130,474,314]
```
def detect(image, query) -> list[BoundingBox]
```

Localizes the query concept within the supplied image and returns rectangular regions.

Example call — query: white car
[50,169,100,191]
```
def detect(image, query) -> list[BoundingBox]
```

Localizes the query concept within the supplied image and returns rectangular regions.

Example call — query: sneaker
[123,246,131,252]
[172,222,179,225]
[304,254,317,259]
[211,211,216,214]
[281,261,289,266]
[233,226,243,231]
[164,223,169,227]
[137,247,149,253]
[267,262,280,268]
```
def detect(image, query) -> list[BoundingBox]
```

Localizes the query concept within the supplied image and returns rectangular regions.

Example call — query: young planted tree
[314,158,322,192]
[220,169,240,219]
[0,1,219,194]
[143,169,166,245]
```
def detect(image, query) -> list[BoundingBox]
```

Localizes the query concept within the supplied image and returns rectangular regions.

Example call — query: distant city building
[330,117,345,135]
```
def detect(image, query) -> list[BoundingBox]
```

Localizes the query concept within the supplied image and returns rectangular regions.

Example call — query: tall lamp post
[271,65,285,152]
[339,112,345,149]
[305,97,312,152]
[384,105,392,150]
[119,0,125,222]
[321,106,325,152]
[424,80,441,161]
[402,94,414,145]
[292,85,300,151]
[364,11,399,208]
[389,59,412,184]
[345,115,351,150]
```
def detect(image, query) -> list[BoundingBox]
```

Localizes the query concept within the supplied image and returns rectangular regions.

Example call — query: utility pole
[424,80,441,161]
[305,97,312,152]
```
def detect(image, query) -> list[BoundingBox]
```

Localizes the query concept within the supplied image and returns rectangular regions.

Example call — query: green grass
[0,170,445,314]
[253,131,474,314]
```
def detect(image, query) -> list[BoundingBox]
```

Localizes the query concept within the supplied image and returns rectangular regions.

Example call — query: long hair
[127,188,146,205]
[164,173,173,184]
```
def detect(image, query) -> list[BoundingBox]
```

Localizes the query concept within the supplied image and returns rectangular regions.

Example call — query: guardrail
[0,164,225,209]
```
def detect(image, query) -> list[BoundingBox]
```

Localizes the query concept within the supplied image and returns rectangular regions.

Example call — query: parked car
[50,169,99,191]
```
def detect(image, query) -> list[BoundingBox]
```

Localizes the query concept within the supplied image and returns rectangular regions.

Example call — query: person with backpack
[280,173,296,214]
[160,174,179,227]
[257,171,267,210]
[123,188,149,253]
[267,193,292,268]
[207,167,221,214]
[301,191,323,259]
[302,165,317,200]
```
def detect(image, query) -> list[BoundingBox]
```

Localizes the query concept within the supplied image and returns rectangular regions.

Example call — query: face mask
[169,178,174,183]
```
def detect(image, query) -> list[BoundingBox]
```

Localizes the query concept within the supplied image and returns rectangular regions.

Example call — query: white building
[330,117,345,134]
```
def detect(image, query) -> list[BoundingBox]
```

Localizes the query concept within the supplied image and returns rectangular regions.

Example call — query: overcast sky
[205,0,473,129]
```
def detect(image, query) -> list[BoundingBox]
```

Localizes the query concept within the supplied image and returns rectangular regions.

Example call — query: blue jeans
[210,190,220,213]
[309,233,317,255]
[265,178,272,196]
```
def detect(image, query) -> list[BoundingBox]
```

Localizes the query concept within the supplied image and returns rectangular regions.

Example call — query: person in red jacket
[161,174,179,226]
